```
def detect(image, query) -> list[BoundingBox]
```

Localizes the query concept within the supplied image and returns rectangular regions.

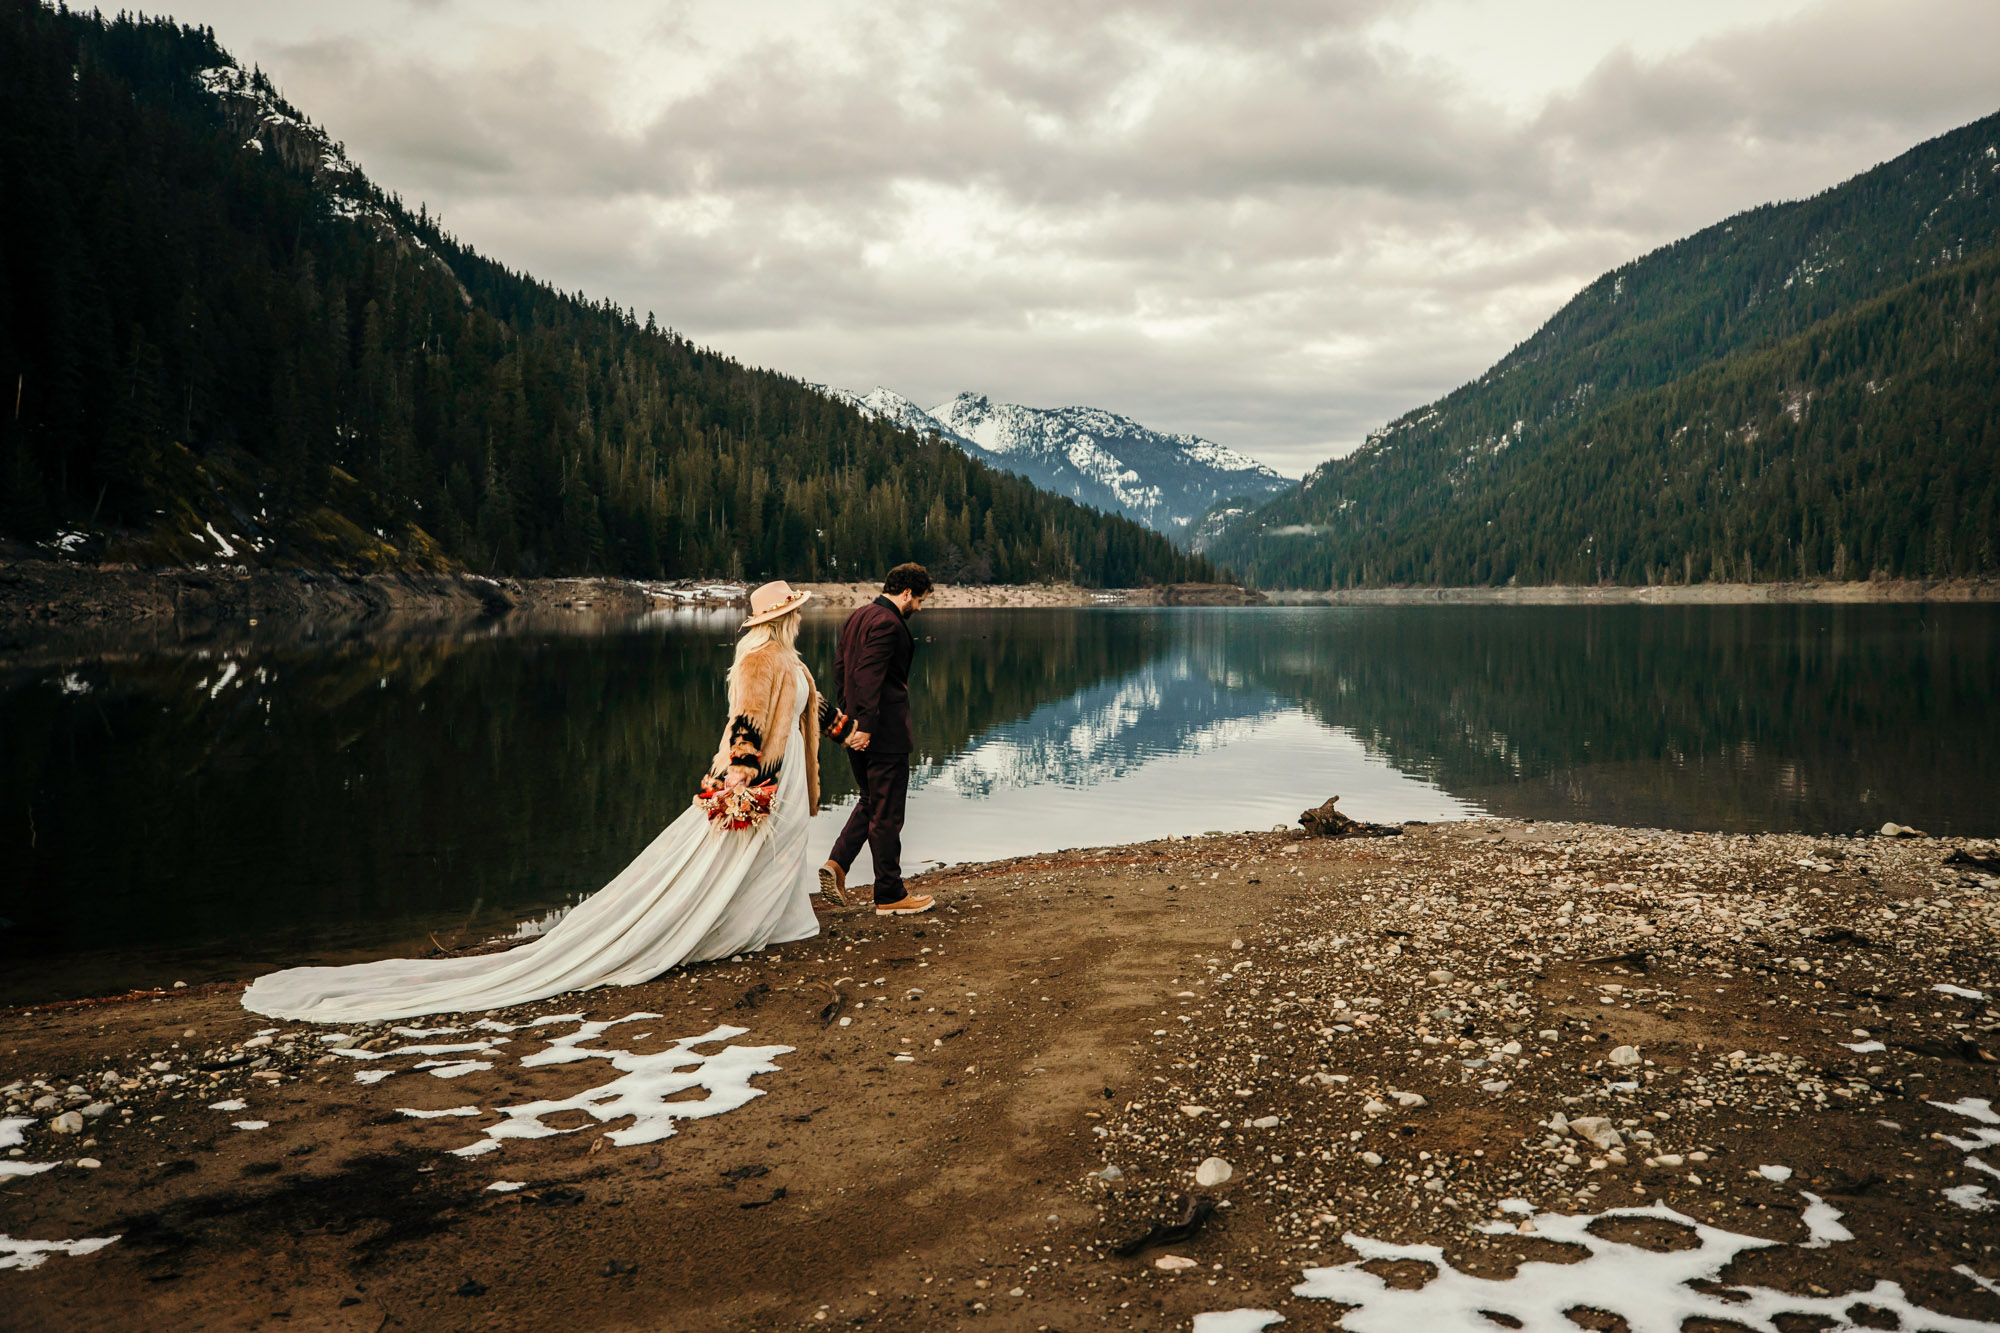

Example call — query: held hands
[844,729,872,752]
[723,767,750,791]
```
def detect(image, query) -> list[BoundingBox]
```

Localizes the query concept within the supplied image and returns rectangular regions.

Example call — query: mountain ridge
[1212,106,2000,588]
[0,2,1215,589]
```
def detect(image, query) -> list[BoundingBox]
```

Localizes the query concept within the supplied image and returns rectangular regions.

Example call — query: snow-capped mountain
[931,394,1292,541]
[810,385,1293,542]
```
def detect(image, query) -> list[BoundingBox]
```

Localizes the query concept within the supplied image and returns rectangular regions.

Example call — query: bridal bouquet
[696,776,777,830]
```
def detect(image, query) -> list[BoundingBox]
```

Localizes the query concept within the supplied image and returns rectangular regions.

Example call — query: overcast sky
[165,0,2000,475]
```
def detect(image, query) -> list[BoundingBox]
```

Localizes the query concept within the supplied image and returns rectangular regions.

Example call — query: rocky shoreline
[2,818,1996,1329]
[1265,578,2000,605]
[0,557,660,627]
[0,556,1267,638]
[799,580,1267,609]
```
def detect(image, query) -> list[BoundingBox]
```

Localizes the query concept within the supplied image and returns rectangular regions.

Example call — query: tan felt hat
[741,579,813,629]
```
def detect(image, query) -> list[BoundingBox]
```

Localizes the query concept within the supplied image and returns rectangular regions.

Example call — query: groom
[822,563,935,916]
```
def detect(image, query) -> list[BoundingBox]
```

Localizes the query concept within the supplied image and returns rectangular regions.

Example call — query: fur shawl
[710,643,821,813]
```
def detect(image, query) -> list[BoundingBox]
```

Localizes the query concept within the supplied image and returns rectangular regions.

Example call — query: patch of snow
[1294,1198,1998,1332]
[353,1070,395,1085]
[452,1015,791,1153]
[1191,1312,1284,1333]
[206,1099,247,1112]
[203,522,238,558]
[0,1118,31,1150]
[485,1180,524,1193]
[0,1163,60,1180]
[0,1233,121,1273]
[1797,1192,1851,1249]
[395,1106,480,1119]
[231,1120,269,1131]
[1934,984,1989,1000]
[1840,1040,1886,1053]
[1932,1098,2000,1125]
[415,1060,491,1079]
[1944,1184,1996,1212]
[1757,1164,1792,1182]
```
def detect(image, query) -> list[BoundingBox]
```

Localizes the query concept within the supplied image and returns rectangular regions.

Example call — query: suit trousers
[829,750,910,904]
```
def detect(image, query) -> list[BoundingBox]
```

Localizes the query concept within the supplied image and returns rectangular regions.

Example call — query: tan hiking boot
[875,893,935,917]
[819,861,848,904]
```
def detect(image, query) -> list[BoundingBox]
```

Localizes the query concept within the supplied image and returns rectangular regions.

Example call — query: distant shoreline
[0,557,1266,666]
[1262,578,2000,605]
[795,580,1264,609]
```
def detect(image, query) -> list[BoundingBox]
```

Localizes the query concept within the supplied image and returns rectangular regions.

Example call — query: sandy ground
[2,822,1998,1331]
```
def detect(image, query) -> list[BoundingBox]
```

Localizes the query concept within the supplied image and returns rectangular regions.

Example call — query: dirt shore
[3,822,1997,1331]
[1265,579,2000,605]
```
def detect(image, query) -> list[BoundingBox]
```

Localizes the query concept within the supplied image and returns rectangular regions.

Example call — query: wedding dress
[242,665,822,1022]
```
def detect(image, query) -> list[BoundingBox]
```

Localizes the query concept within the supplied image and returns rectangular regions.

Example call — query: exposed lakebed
[3,603,1995,1001]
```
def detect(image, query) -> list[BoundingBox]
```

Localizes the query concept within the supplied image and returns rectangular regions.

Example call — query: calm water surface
[4,604,1995,1000]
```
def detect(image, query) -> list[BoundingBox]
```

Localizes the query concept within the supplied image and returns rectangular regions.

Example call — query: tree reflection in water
[2,603,1992,1000]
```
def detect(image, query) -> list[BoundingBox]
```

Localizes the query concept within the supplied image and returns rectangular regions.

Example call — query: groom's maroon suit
[829,595,916,904]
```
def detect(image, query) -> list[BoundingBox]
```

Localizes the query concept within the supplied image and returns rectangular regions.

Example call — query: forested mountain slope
[0,3,1213,587]
[1213,110,2000,588]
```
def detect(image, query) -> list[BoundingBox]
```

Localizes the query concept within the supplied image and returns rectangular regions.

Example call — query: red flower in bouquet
[696,776,778,830]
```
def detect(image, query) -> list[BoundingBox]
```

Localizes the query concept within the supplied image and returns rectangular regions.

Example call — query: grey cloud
[169,0,2000,474]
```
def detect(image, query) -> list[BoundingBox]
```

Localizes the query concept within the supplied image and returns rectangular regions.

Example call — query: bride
[242,581,826,1022]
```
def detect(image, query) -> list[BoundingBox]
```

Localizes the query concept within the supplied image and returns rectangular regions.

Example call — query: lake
[3,603,1995,1001]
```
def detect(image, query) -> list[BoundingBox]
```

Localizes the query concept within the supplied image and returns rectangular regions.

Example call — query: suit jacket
[835,595,915,754]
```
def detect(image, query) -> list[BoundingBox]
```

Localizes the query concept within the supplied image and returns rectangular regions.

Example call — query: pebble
[1155,1255,1199,1272]
[49,1111,84,1135]
[1608,1045,1641,1067]
[76,1157,101,1169]
[1195,1156,1234,1187]
[1568,1116,1624,1150]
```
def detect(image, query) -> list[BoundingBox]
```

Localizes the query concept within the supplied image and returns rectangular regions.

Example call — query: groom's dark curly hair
[883,562,934,597]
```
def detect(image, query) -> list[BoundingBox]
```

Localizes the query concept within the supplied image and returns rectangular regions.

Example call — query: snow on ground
[396,1106,479,1119]
[1291,1197,2000,1333]
[0,1118,29,1150]
[1191,1312,1283,1332]
[1935,1097,2000,1214]
[0,1233,120,1273]
[460,1015,793,1152]
[316,1012,791,1157]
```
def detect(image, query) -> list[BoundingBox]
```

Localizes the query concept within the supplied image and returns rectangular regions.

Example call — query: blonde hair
[731,607,801,685]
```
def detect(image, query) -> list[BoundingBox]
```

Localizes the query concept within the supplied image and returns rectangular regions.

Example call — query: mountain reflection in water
[2,602,1992,1000]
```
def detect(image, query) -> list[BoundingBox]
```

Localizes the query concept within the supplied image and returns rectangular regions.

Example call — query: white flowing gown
[242,666,822,1022]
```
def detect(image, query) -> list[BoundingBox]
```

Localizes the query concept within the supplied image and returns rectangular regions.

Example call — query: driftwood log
[1298,796,1403,839]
